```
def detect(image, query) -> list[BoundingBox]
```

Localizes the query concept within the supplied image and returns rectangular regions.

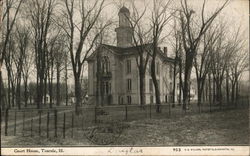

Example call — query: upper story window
[127,79,132,92]
[149,79,153,92]
[102,81,111,95]
[126,59,131,74]
[169,65,172,78]
[102,56,110,73]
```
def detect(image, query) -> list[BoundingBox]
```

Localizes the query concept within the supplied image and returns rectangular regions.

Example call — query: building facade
[87,7,177,105]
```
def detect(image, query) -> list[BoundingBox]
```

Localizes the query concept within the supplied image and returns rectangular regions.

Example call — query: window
[150,96,154,104]
[119,96,123,105]
[102,56,110,73]
[127,96,131,104]
[102,81,111,95]
[127,59,131,74]
[169,65,172,78]
[156,62,160,75]
[105,82,109,94]
[149,79,153,92]
[127,79,132,91]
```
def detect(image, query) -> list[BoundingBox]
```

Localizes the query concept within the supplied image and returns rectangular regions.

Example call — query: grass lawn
[2,108,248,146]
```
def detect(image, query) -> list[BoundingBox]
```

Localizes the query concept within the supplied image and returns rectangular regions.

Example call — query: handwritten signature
[108,147,143,155]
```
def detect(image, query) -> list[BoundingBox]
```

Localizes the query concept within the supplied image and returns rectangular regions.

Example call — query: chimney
[163,47,168,56]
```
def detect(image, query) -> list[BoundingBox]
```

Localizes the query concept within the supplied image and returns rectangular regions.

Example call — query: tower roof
[119,6,130,13]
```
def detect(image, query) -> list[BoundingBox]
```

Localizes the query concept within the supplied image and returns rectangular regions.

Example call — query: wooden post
[31,118,33,137]
[210,100,212,113]
[22,111,25,136]
[47,112,50,138]
[149,103,152,119]
[4,109,9,136]
[71,112,74,138]
[94,107,97,123]
[54,110,57,138]
[169,103,171,117]
[63,112,65,139]
[39,111,41,136]
[125,105,128,121]
[81,116,84,130]
[14,111,16,136]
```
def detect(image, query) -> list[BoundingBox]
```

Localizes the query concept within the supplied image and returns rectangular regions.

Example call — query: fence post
[31,118,33,137]
[81,116,84,130]
[39,111,41,136]
[22,111,25,136]
[47,112,50,138]
[209,101,212,113]
[94,106,97,123]
[125,105,128,121]
[14,111,16,136]
[54,110,57,138]
[4,108,9,136]
[149,103,151,119]
[71,112,74,138]
[169,103,171,117]
[63,112,66,139]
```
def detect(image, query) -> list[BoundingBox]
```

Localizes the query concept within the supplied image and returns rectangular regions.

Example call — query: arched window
[102,56,110,73]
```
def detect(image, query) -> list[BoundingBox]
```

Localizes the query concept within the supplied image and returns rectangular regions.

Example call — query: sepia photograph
[0,0,249,155]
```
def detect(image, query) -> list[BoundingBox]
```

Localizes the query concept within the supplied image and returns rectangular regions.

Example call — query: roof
[119,6,130,13]
[87,43,175,63]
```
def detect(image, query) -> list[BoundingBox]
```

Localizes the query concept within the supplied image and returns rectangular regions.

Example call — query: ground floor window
[150,95,154,104]
[127,96,131,104]
[119,96,124,105]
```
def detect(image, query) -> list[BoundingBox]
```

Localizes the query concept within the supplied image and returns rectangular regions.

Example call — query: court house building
[87,7,176,105]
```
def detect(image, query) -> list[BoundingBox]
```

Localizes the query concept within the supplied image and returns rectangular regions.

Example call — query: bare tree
[4,35,17,108]
[178,0,228,110]
[123,1,152,107]
[27,0,56,109]
[169,19,182,107]
[14,24,30,109]
[210,27,234,108]
[227,28,248,106]
[61,0,111,114]
[0,0,23,110]
[193,26,220,112]
[150,0,172,113]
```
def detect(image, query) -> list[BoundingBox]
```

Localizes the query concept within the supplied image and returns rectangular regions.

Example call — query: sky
[1,0,249,83]
[97,0,250,81]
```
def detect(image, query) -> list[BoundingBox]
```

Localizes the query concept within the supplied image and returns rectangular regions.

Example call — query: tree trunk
[151,56,161,113]
[7,72,11,109]
[213,77,216,103]
[182,53,194,111]
[226,70,229,104]
[74,76,82,115]
[231,81,235,103]
[172,62,177,107]
[208,73,212,112]
[56,64,60,106]
[178,62,182,105]
[236,81,239,102]
[0,71,6,110]
[139,71,146,107]
[11,81,15,108]
[24,78,28,107]
[44,75,47,106]
[65,63,68,106]
[197,80,202,112]
[49,66,54,108]
[16,78,21,110]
